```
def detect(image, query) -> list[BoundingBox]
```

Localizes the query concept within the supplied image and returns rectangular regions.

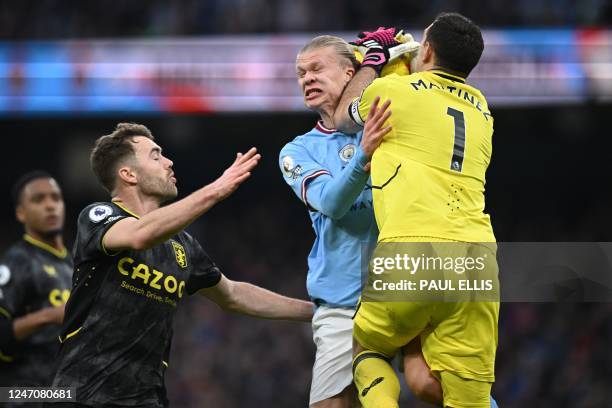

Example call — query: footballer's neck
[428,65,466,80]
[24,228,65,252]
[111,190,161,218]
[317,107,336,130]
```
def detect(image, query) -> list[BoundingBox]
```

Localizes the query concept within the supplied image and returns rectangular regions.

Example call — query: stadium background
[1,1,612,407]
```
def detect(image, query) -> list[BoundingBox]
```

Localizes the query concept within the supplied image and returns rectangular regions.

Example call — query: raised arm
[307,97,392,218]
[333,27,404,133]
[334,26,419,134]
[333,67,378,134]
[104,148,260,251]
[199,275,313,322]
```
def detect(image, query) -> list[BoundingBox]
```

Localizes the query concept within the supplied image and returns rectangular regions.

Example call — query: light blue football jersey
[279,121,378,307]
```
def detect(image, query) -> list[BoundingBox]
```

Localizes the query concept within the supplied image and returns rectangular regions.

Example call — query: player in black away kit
[50,123,313,407]
[0,172,72,396]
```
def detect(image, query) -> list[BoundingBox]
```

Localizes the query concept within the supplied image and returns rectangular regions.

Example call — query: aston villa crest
[171,241,188,269]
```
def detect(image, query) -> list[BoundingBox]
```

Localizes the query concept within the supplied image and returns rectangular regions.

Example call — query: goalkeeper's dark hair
[299,35,359,70]
[12,170,56,207]
[426,12,484,78]
[90,123,154,194]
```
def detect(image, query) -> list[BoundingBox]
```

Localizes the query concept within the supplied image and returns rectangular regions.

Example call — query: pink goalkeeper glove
[350,27,402,74]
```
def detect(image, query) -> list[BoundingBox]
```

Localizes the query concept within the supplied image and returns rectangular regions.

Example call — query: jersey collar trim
[111,200,141,219]
[23,234,67,259]
[430,70,466,83]
[59,326,83,343]
[315,121,337,134]
[0,307,11,319]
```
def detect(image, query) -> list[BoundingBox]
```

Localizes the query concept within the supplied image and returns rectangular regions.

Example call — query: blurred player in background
[334,13,499,408]
[50,123,313,407]
[281,35,438,408]
[0,171,72,397]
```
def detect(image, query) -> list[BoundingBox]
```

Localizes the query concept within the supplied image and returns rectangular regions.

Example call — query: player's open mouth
[305,88,323,99]
[45,215,59,224]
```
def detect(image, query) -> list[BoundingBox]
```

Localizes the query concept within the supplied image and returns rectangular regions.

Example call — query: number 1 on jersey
[447,107,465,172]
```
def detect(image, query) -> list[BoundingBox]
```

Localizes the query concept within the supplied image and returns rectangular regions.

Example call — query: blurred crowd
[496,303,612,408]
[0,0,611,39]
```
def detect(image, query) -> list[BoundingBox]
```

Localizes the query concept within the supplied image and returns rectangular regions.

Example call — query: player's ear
[117,165,138,186]
[15,205,26,223]
[345,66,356,84]
[422,41,434,65]
[347,65,356,79]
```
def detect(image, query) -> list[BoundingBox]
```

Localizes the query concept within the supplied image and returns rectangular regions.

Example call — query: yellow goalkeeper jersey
[350,70,496,243]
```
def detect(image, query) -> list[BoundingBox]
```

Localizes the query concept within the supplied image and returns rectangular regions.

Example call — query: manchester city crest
[339,144,356,162]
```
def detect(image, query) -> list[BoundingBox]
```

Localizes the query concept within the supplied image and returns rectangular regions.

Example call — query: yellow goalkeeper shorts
[353,239,499,387]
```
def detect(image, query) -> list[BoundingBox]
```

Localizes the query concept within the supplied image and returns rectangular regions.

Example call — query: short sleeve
[279,141,331,208]
[0,254,32,317]
[348,78,390,127]
[0,255,30,356]
[185,236,222,295]
[0,296,15,351]
[76,203,130,259]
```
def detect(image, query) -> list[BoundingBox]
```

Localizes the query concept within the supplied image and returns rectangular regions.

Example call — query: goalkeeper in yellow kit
[334,13,499,408]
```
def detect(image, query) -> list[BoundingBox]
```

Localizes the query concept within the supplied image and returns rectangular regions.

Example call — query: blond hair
[298,35,359,70]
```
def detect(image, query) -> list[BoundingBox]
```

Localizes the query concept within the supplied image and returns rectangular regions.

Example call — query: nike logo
[361,377,384,397]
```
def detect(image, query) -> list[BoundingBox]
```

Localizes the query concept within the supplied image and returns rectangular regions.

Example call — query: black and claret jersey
[0,235,73,387]
[52,201,221,407]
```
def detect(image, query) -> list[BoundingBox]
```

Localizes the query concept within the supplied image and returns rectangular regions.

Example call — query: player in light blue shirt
[280,122,375,308]
[280,35,392,408]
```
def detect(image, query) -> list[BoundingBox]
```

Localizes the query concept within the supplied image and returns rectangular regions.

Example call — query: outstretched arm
[104,148,261,251]
[199,275,313,322]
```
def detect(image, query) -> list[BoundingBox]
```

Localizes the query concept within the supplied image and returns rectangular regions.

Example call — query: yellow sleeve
[348,78,390,127]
